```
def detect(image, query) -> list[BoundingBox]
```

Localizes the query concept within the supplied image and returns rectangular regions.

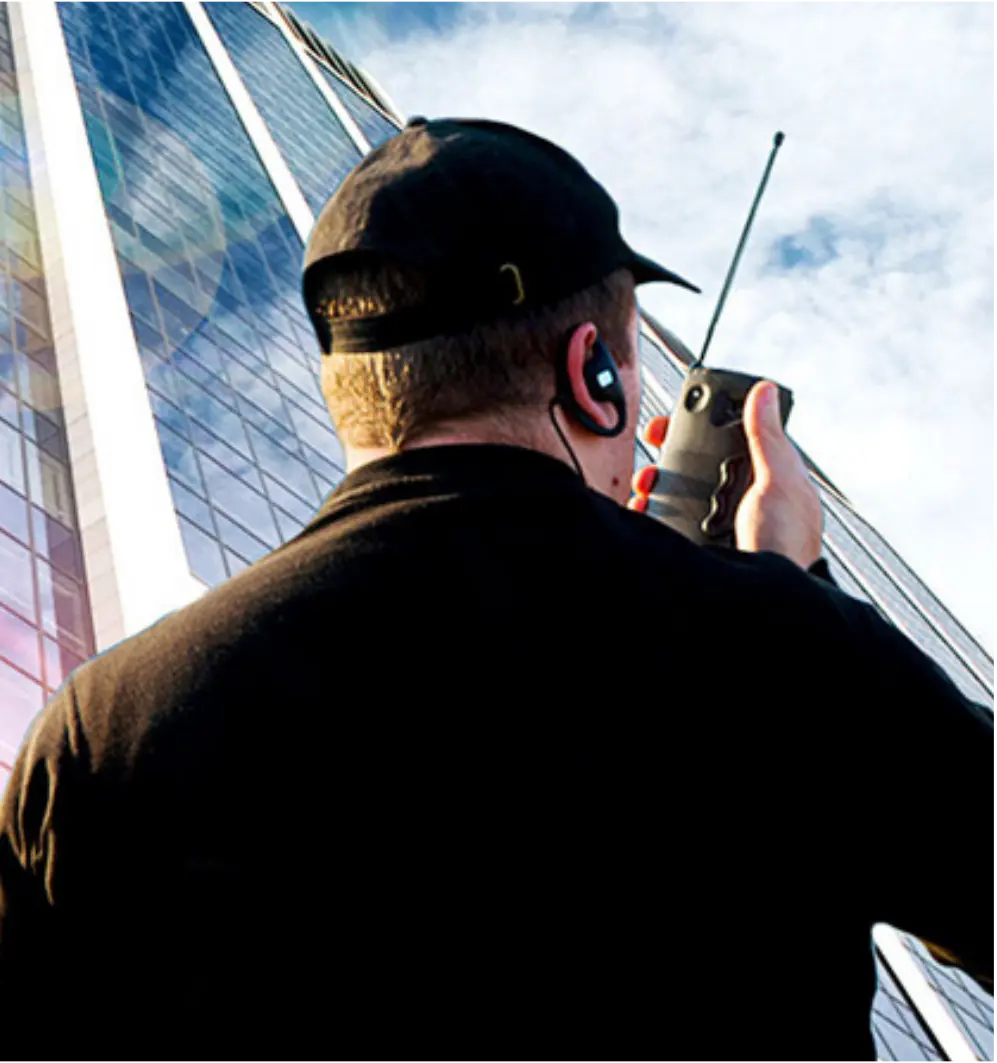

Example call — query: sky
[291,1,994,655]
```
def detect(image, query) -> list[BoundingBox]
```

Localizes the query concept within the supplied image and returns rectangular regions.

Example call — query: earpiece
[555,331,627,438]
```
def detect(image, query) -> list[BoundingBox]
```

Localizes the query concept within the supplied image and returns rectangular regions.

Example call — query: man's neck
[344,427,563,474]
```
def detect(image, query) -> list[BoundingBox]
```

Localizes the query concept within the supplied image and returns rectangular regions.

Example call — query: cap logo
[499,263,526,306]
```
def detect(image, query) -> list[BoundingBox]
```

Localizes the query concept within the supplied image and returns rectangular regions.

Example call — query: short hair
[312,261,637,450]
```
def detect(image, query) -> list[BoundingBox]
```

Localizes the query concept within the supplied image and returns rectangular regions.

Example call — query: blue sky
[290,2,993,653]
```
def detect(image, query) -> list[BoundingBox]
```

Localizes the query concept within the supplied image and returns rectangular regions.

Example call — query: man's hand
[628,381,824,569]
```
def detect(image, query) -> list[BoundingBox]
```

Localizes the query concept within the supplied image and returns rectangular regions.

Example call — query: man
[0,118,990,1060]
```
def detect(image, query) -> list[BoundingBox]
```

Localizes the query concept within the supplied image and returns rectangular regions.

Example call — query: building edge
[263,1,373,157]
[183,0,314,246]
[9,1,206,652]
[874,925,980,1061]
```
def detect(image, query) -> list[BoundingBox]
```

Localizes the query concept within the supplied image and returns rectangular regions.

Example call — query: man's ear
[562,322,619,433]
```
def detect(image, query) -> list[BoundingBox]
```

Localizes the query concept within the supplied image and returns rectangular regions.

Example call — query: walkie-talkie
[645,132,793,548]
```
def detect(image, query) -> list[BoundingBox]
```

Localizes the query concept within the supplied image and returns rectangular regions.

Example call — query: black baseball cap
[302,117,700,354]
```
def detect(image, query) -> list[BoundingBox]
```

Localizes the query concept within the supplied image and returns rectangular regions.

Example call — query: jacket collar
[312,443,585,526]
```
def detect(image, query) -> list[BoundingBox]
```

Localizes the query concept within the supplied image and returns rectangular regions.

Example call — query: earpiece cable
[548,398,587,484]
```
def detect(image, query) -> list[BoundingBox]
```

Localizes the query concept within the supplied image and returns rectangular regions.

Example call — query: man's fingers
[643,416,669,449]
[631,465,658,497]
[742,382,784,490]
[628,465,657,513]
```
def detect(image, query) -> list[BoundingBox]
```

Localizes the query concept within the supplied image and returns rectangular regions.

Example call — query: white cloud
[344,2,994,655]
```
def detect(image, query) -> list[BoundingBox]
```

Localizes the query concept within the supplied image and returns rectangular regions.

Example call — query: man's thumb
[743,381,782,479]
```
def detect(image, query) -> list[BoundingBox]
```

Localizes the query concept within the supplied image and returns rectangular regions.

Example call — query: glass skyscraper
[0,3,991,1058]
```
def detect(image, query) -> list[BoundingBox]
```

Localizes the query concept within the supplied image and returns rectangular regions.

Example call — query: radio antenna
[692,131,785,370]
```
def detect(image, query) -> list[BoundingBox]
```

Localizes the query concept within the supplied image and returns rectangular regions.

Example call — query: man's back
[0,444,990,1059]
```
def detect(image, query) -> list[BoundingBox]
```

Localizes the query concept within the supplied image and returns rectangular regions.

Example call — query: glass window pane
[204,2,364,215]
[35,559,88,651]
[285,398,343,467]
[15,351,58,413]
[0,477,28,544]
[178,515,227,587]
[42,636,84,692]
[157,418,204,494]
[223,549,249,579]
[0,603,41,680]
[0,528,34,620]
[0,384,17,428]
[248,425,318,505]
[198,453,278,545]
[31,508,84,581]
[272,505,304,544]
[20,407,67,462]
[214,510,270,565]
[262,473,316,525]
[0,656,44,755]
[0,417,24,494]
[24,440,74,527]
[168,476,214,533]
[318,65,400,150]
[11,277,48,332]
[189,419,261,489]
[300,443,342,496]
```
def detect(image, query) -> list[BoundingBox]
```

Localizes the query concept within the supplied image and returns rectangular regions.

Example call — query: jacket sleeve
[0,680,86,1029]
[834,591,994,992]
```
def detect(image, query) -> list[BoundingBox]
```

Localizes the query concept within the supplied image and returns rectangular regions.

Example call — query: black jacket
[0,444,991,1060]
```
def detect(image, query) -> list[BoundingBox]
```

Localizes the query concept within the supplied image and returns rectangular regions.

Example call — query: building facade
[0,3,991,1057]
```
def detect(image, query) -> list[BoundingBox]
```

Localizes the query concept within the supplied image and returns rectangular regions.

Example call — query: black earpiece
[555,332,627,438]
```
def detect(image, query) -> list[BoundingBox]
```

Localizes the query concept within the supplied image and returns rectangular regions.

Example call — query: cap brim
[629,250,701,294]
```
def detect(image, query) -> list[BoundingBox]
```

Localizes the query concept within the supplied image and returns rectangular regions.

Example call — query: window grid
[903,937,994,1060]
[316,64,401,149]
[822,504,989,705]
[872,954,943,1060]
[59,1,349,587]
[204,2,364,216]
[824,491,993,697]
[0,6,96,775]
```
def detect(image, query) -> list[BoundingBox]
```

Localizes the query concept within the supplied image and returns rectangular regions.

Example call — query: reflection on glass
[0,417,25,494]
[247,423,319,504]
[42,636,84,693]
[0,8,95,788]
[823,505,986,703]
[262,471,316,524]
[825,492,992,691]
[205,3,364,215]
[0,385,17,429]
[0,603,41,680]
[169,476,215,534]
[198,453,278,543]
[0,529,33,620]
[24,439,74,527]
[904,937,994,1059]
[189,420,263,491]
[60,2,350,593]
[213,510,270,565]
[157,418,204,495]
[0,657,44,753]
[31,508,84,581]
[35,559,88,652]
[872,956,940,1060]
[317,65,400,149]
[223,549,249,578]
[0,477,29,544]
[178,515,227,587]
